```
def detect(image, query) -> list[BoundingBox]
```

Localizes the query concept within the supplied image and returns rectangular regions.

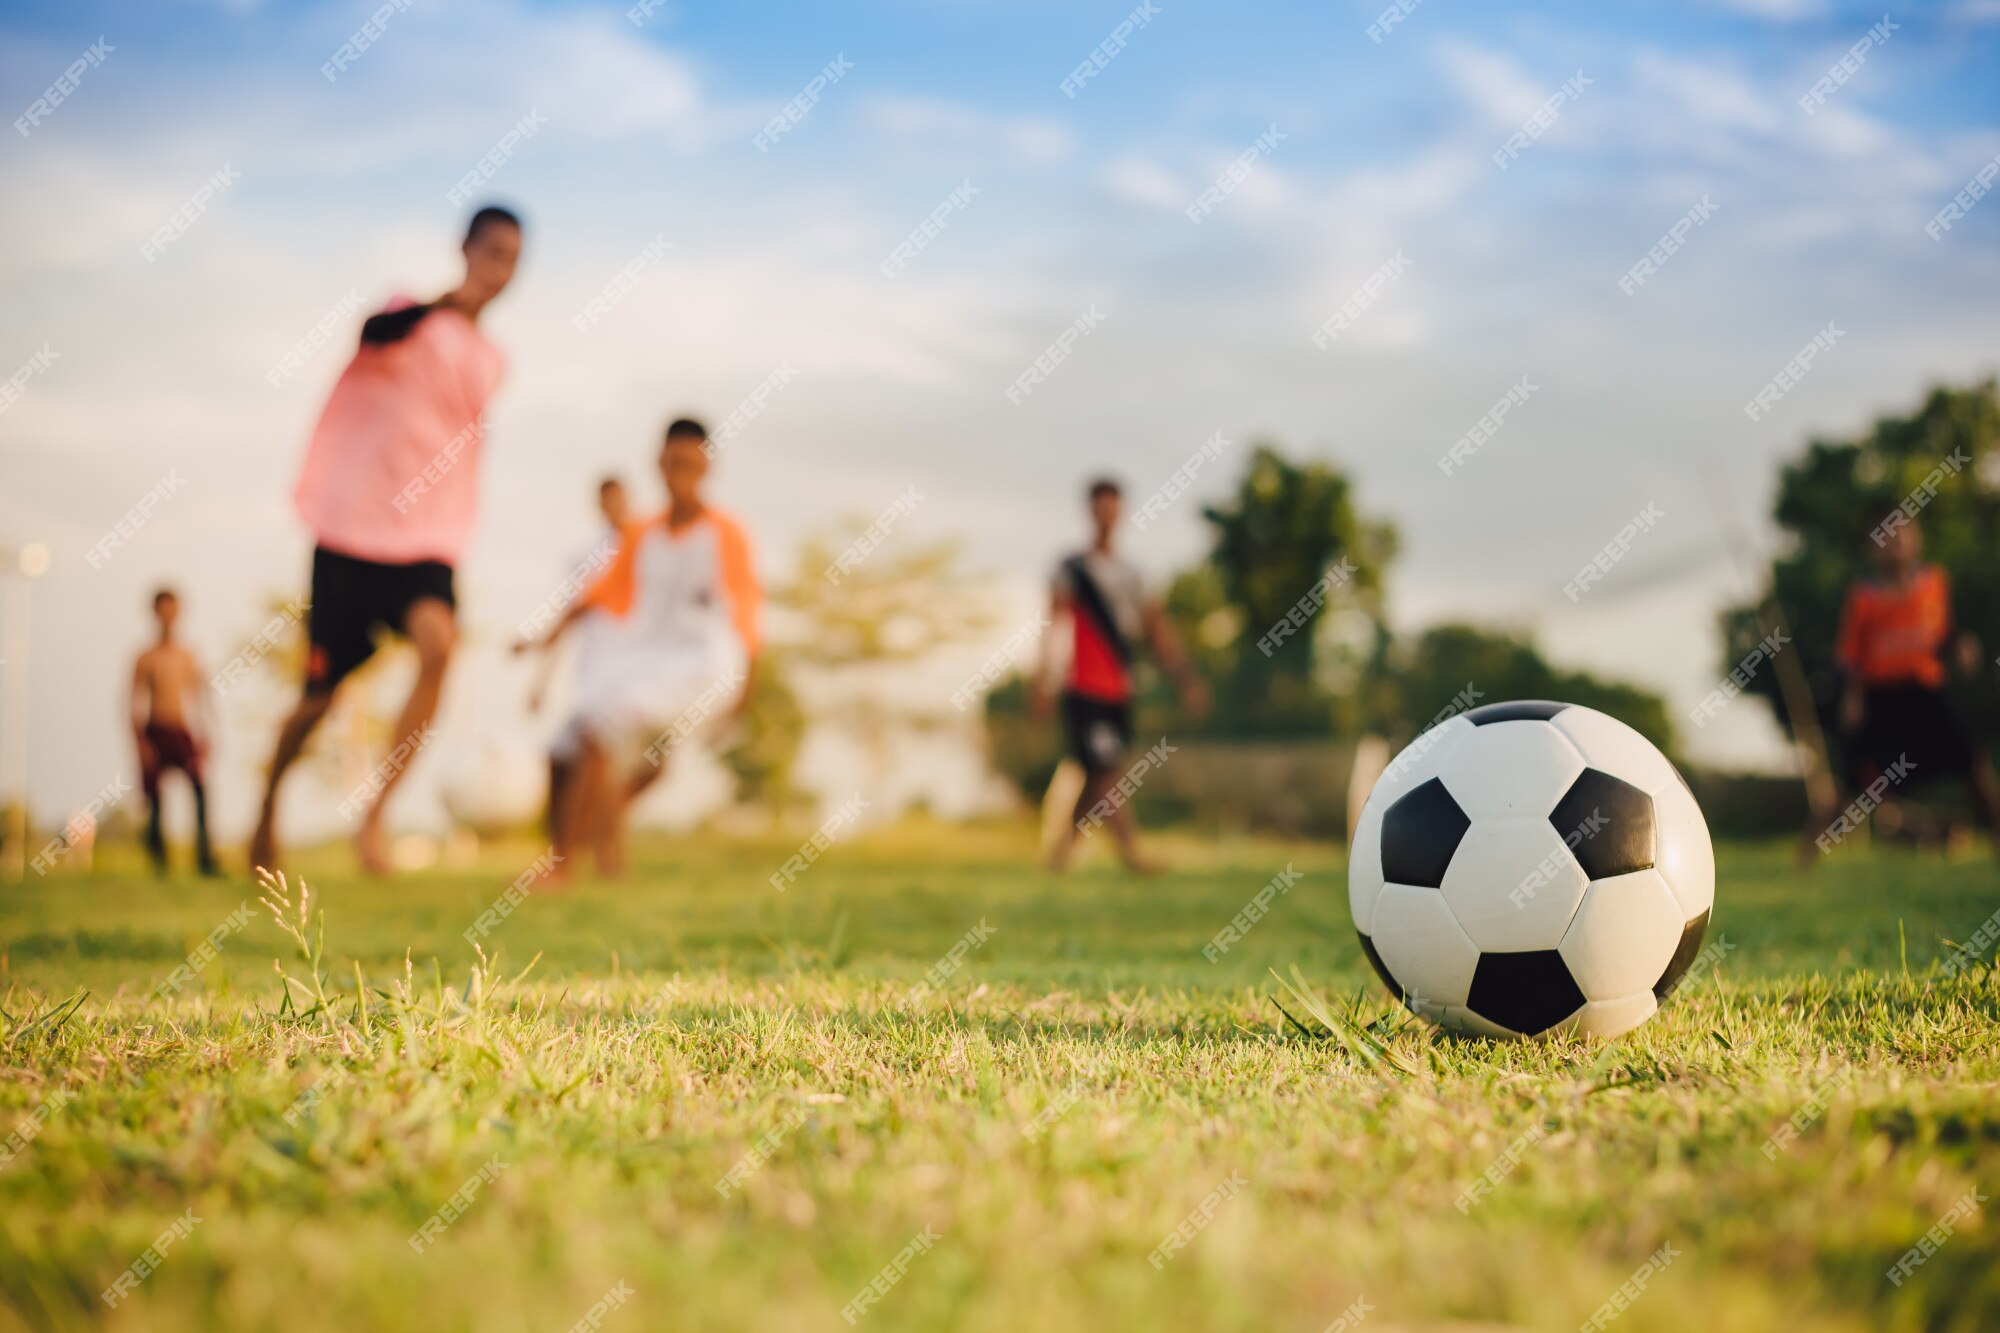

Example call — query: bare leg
[1045,773,1088,873]
[1105,795,1167,875]
[250,691,335,872]
[598,759,663,878]
[546,754,573,847]
[143,788,167,876]
[353,598,456,876]
[1052,768,1166,875]
[557,735,613,879]
[191,775,220,876]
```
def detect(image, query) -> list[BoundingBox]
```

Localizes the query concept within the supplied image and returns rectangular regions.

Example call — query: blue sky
[3,0,1999,833]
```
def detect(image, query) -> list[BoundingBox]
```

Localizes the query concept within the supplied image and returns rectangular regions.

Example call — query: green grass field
[1,826,1997,1333]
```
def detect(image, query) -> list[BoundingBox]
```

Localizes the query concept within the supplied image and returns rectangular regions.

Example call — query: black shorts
[1062,690,1133,775]
[305,545,455,694]
[1850,683,1975,786]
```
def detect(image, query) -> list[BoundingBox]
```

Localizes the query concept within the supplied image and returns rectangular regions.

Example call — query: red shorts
[142,722,202,800]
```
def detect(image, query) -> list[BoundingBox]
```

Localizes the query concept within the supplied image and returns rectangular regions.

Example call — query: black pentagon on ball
[1463,700,1570,725]
[1548,768,1655,879]
[1380,778,1470,888]
[1356,932,1402,999]
[1467,950,1587,1036]
[1652,908,1711,1000]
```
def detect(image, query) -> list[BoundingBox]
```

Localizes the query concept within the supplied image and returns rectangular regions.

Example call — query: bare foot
[1121,854,1169,877]
[354,814,391,876]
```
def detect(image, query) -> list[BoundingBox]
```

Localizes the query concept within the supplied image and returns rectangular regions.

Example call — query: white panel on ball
[1361,714,1475,815]
[1550,706,1682,796]
[1562,991,1658,1040]
[1349,802,1387,935]
[1437,721,1585,820]
[1440,818,1588,952]
[1440,1006,1517,1039]
[1369,883,1481,1009]
[1557,869,1685,999]
[1649,779,1716,920]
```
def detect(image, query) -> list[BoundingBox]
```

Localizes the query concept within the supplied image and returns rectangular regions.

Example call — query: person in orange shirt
[251,205,523,875]
[518,419,758,878]
[1834,520,1999,854]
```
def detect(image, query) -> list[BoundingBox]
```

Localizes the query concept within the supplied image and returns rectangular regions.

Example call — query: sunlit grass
[1,827,1996,1332]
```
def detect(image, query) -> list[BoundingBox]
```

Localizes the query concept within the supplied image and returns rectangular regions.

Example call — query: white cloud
[1433,40,1553,126]
[1102,157,1185,211]
[852,94,1075,165]
[1630,51,1784,139]
[1695,0,1828,19]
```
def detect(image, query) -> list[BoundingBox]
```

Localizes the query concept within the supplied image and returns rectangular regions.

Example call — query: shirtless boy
[130,588,220,876]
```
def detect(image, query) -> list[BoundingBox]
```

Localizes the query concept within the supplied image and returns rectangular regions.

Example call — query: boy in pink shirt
[251,206,522,875]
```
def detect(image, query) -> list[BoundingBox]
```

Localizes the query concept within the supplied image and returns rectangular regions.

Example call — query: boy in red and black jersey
[1033,477,1206,873]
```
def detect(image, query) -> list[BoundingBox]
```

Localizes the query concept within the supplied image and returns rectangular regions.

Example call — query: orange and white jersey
[581,507,761,658]
[588,504,760,652]
[558,508,759,759]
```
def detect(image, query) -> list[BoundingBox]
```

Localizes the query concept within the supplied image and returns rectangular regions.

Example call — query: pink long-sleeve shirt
[293,298,506,566]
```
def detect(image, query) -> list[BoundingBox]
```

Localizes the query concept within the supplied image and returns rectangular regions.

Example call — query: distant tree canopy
[987,440,1675,796]
[1378,624,1675,753]
[1721,380,2000,756]
[1162,444,1396,736]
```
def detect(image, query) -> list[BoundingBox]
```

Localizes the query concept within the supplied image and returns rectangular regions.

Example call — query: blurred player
[519,419,758,878]
[532,475,635,841]
[130,588,219,876]
[1032,477,1206,874]
[594,476,632,546]
[1835,519,2000,857]
[250,205,523,874]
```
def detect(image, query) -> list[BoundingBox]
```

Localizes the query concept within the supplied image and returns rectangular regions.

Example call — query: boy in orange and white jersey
[521,418,758,876]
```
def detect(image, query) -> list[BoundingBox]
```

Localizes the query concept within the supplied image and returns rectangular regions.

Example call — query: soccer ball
[440,734,547,835]
[1348,701,1713,1039]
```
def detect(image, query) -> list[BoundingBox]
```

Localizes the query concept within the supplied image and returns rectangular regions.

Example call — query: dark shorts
[1850,683,1975,786]
[1062,690,1133,775]
[306,545,455,694]
[141,722,201,801]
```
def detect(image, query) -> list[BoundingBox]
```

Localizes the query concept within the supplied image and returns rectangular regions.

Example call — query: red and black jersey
[1055,550,1145,703]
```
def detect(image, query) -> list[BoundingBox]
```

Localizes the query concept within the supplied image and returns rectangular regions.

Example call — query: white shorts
[556,639,743,775]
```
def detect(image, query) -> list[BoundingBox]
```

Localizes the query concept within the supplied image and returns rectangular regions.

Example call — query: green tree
[719,661,805,816]
[1720,380,2000,759]
[1166,443,1398,737]
[1383,624,1676,755]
